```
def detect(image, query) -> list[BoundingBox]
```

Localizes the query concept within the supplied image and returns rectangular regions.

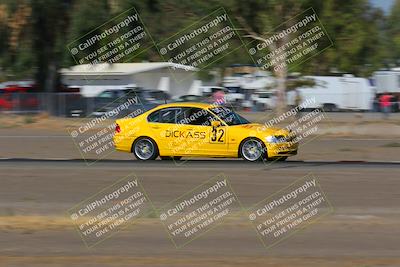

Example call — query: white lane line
[0,158,399,164]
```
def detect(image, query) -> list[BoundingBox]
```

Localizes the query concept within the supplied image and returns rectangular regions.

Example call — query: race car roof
[156,102,217,109]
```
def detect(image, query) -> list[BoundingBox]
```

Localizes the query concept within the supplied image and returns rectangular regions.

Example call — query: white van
[287,75,374,111]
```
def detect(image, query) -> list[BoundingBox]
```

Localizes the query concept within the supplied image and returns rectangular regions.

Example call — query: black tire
[160,156,182,160]
[132,137,158,161]
[239,138,266,162]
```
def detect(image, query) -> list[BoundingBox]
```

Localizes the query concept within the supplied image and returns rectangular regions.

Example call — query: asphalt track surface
[1,157,400,164]
[1,158,400,266]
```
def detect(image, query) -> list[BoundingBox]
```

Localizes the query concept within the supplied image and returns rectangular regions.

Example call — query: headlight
[266,135,279,143]
[266,135,285,143]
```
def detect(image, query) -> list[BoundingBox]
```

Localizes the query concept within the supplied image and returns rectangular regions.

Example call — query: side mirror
[211,120,221,128]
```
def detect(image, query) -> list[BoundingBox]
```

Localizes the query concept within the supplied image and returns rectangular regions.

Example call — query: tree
[231,0,387,111]
[30,0,74,113]
[233,0,312,112]
[309,0,387,76]
[0,1,34,81]
[64,0,109,67]
[388,0,400,65]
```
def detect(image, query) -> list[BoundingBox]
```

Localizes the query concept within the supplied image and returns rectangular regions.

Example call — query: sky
[370,0,395,14]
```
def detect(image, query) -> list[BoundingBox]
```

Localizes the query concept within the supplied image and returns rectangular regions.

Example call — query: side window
[147,110,160,122]
[181,108,214,126]
[148,107,215,125]
[175,108,185,123]
[160,108,178,123]
[148,108,184,123]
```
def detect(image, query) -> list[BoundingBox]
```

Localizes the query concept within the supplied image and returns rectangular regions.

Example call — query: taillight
[115,124,121,133]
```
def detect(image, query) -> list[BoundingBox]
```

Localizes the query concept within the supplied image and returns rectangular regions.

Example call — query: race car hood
[232,123,289,136]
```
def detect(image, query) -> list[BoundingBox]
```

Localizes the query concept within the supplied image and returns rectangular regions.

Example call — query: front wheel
[239,138,265,162]
[132,137,158,160]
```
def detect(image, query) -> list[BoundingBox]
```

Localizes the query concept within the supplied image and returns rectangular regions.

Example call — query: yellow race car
[113,102,298,161]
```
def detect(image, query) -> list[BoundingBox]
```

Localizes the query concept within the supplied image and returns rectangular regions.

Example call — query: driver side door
[180,107,228,156]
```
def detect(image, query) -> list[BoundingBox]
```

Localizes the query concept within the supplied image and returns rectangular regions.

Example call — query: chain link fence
[0,92,153,117]
[1,92,399,116]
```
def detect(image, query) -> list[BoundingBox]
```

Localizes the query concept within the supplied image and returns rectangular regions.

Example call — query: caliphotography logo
[156,7,251,82]
[245,7,333,73]
[67,92,146,165]
[67,6,156,81]
[251,96,334,167]
[67,173,155,248]
[157,174,244,248]
[248,173,334,250]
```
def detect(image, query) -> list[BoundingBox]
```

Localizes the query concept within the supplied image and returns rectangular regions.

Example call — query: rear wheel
[132,137,158,160]
[239,138,265,162]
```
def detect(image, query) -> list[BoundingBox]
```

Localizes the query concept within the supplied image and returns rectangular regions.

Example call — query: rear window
[148,110,160,122]
[147,107,184,123]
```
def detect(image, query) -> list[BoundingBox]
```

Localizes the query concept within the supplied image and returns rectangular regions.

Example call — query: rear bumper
[113,134,134,152]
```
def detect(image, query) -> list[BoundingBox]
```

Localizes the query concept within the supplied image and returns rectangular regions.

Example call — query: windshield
[209,107,250,126]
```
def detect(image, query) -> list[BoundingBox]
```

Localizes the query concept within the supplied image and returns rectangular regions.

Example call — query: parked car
[0,85,39,112]
[88,88,167,117]
[251,90,275,111]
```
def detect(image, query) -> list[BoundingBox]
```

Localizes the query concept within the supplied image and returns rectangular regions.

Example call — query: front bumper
[266,142,298,157]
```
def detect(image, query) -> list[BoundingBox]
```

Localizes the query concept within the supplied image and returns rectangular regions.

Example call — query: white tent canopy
[187,80,202,95]
[60,62,198,97]
[157,77,170,92]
